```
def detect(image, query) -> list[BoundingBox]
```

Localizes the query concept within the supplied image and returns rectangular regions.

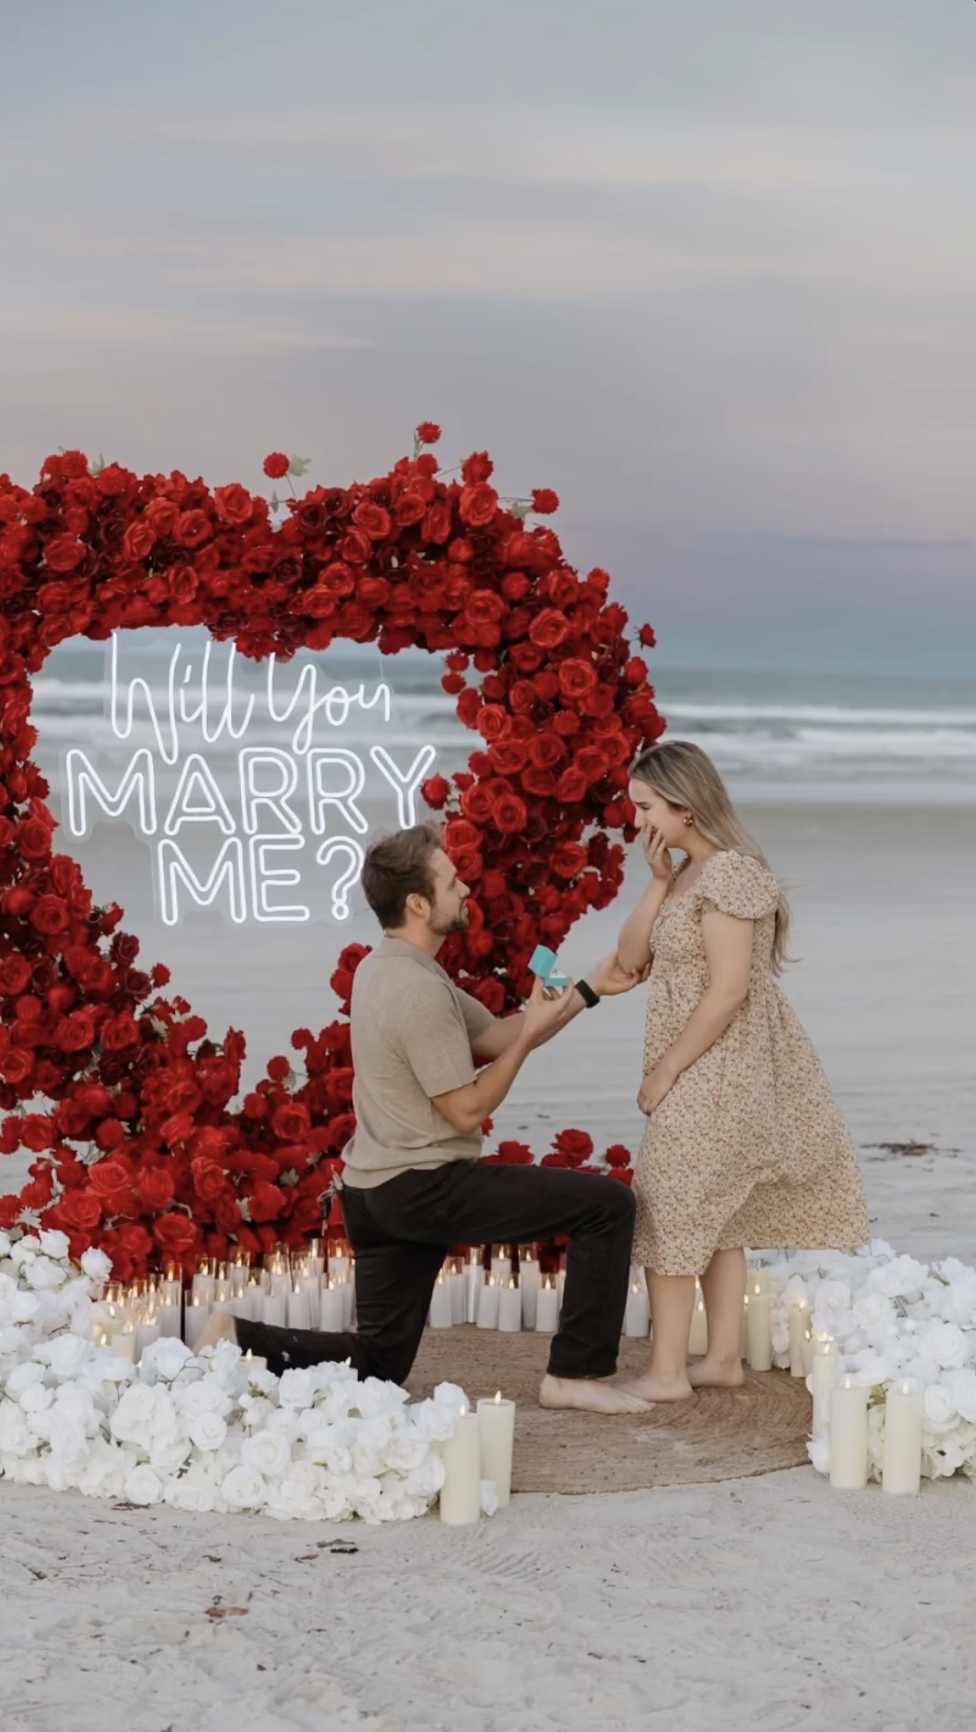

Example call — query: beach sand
[1,801,974,1730]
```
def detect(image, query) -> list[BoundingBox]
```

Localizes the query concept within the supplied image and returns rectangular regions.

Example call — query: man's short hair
[361,823,444,930]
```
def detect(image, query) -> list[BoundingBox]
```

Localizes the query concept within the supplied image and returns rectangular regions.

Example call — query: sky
[2,0,975,674]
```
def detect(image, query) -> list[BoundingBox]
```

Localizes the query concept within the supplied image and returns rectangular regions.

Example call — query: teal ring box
[529,943,570,989]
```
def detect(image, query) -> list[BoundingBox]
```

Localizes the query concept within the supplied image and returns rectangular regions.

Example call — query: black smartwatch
[575,979,600,1009]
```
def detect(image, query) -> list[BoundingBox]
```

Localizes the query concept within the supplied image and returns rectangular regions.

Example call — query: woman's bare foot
[619,1371,694,1403]
[687,1358,746,1390]
[538,1373,652,1414]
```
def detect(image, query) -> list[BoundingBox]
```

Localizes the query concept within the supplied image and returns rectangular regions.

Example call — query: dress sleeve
[699,852,780,920]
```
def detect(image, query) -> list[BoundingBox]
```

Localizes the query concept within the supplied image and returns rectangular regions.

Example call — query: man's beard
[430,905,469,937]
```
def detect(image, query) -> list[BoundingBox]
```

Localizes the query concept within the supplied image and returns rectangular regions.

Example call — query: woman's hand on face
[642,824,673,884]
[638,1062,676,1115]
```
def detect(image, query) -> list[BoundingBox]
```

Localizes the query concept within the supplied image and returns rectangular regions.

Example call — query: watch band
[575,979,600,1009]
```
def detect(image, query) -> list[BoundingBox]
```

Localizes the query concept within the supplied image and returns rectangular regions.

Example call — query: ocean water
[30,633,976,808]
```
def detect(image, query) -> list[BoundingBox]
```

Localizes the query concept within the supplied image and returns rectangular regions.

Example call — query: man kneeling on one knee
[202,822,649,1414]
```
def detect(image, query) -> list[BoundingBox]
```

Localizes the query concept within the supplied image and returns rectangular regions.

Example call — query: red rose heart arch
[0,427,662,1279]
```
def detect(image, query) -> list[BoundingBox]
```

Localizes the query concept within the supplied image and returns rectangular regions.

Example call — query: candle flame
[494,1390,502,1403]
[459,1403,468,1418]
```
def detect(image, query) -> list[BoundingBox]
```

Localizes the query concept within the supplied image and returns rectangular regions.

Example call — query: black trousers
[235,1160,636,1386]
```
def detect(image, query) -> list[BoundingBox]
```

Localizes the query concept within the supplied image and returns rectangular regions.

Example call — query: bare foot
[687,1358,746,1390]
[619,1372,694,1403]
[538,1372,653,1414]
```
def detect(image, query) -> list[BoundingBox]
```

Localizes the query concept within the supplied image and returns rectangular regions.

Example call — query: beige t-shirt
[341,936,496,1189]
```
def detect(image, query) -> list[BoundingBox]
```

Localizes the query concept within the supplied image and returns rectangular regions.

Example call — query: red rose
[531,488,559,514]
[248,1179,285,1222]
[214,483,253,525]
[192,1160,228,1204]
[461,452,493,484]
[44,536,85,573]
[29,895,69,935]
[153,1213,198,1255]
[460,785,496,825]
[88,1160,129,1197]
[638,623,656,648]
[550,843,587,880]
[20,819,56,863]
[393,493,427,527]
[122,520,156,560]
[624,656,648,687]
[263,453,290,479]
[452,846,482,882]
[573,746,610,784]
[487,738,528,776]
[139,1167,175,1211]
[476,705,510,744]
[557,659,597,699]
[174,509,212,549]
[353,501,392,540]
[529,609,570,649]
[605,1144,632,1168]
[553,1128,593,1165]
[0,956,33,996]
[161,1110,194,1148]
[1,1049,34,1085]
[492,792,527,835]
[553,768,587,804]
[608,1166,634,1187]
[61,1190,102,1230]
[459,484,498,528]
[54,1010,96,1053]
[272,1102,311,1142]
[101,1013,140,1051]
[527,733,564,770]
[416,422,442,444]
[421,774,450,809]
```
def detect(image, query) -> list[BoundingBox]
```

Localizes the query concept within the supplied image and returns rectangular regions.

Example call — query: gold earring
[683,813,694,828]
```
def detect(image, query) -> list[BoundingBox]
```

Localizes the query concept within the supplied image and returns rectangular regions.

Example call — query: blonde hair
[630,740,791,973]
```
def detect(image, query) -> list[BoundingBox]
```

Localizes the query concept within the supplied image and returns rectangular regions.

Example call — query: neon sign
[62,633,437,924]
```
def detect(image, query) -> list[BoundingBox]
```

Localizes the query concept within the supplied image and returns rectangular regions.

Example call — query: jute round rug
[407,1328,812,1492]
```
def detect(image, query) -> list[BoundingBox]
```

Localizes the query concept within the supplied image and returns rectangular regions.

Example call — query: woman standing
[616,741,869,1402]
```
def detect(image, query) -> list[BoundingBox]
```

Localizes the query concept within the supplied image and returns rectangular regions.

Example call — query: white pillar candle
[464,1254,483,1325]
[477,1393,516,1506]
[490,1246,511,1283]
[624,1281,650,1338]
[688,1282,708,1356]
[191,1271,214,1305]
[534,1280,559,1334]
[497,1280,522,1333]
[829,1377,869,1490]
[519,1254,540,1329]
[341,1277,355,1329]
[801,1327,815,1378]
[476,1277,500,1330]
[135,1319,161,1359]
[748,1269,769,1299]
[243,1349,268,1375]
[741,1293,748,1359]
[263,1292,287,1328]
[319,1283,345,1332]
[157,1302,181,1339]
[439,1405,481,1525]
[287,1286,312,1330]
[448,1272,465,1325]
[269,1269,290,1299]
[247,1281,264,1320]
[882,1381,922,1496]
[183,1298,208,1351]
[745,1292,772,1372]
[789,1301,811,1377]
[429,1274,454,1328]
[111,1328,137,1362]
[328,1253,350,1283]
[811,1336,838,1440]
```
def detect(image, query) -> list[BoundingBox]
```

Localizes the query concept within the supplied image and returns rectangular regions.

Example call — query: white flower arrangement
[0,1231,461,1522]
[757,1239,976,1483]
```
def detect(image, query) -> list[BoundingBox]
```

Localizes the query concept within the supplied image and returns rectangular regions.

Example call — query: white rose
[109,1382,162,1443]
[852,1291,895,1331]
[5,1362,47,1398]
[140,1338,193,1383]
[173,1378,233,1420]
[381,1433,429,1473]
[806,1436,830,1475]
[922,1383,959,1431]
[11,1292,41,1323]
[48,1410,90,1468]
[165,1469,220,1514]
[23,1257,67,1291]
[39,1230,71,1262]
[278,1368,316,1409]
[188,1413,228,1452]
[264,1469,323,1522]
[125,1464,166,1505]
[922,1324,969,1371]
[76,1437,131,1499]
[409,1398,461,1444]
[479,1479,500,1517]
[54,1384,98,1434]
[221,1464,267,1510]
[150,1434,192,1476]
[0,1399,35,1454]
[404,1453,446,1498]
[10,1237,41,1267]
[942,1369,976,1424]
[353,1378,410,1420]
[241,1429,292,1479]
[80,1247,113,1283]
[19,1383,54,1417]
[866,1255,928,1301]
[43,1334,93,1381]
[306,1437,353,1475]
[813,1280,851,1317]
